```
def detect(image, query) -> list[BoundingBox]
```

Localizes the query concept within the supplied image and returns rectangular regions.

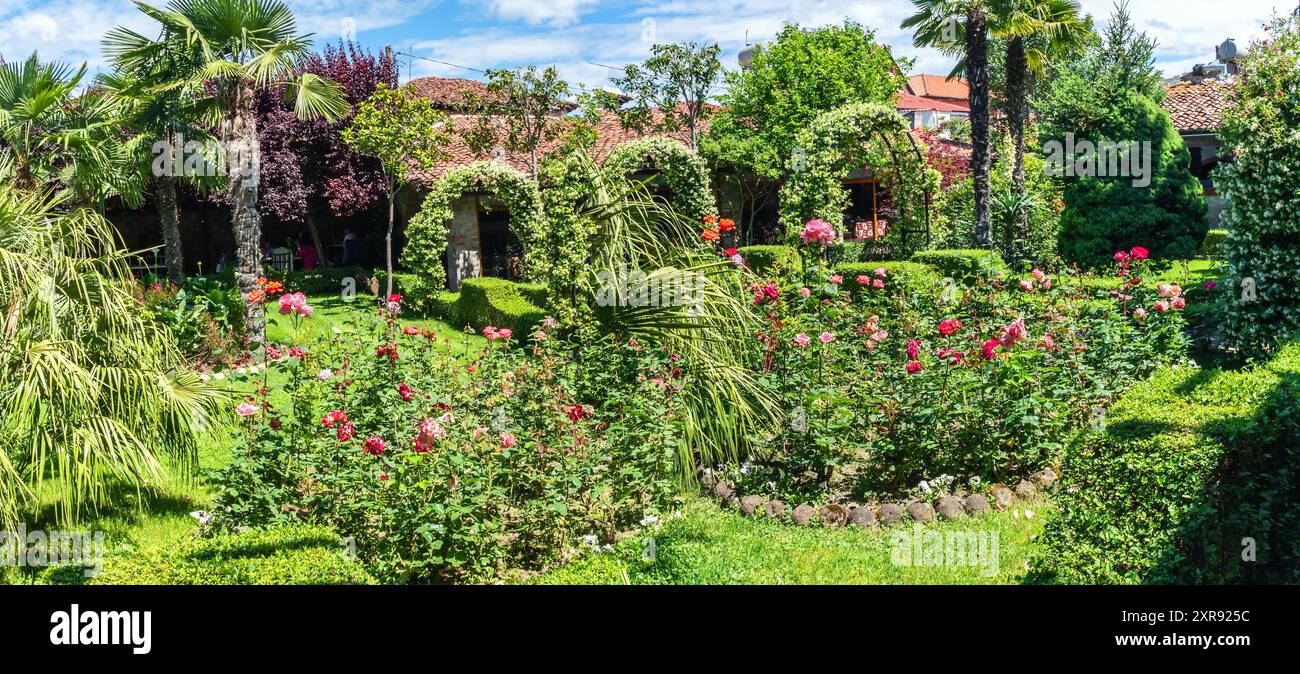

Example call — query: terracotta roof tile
[1162,80,1232,134]
[896,92,969,113]
[907,74,970,101]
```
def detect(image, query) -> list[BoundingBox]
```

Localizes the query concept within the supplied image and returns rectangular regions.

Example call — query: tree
[0,54,141,207]
[607,42,723,150]
[703,21,906,181]
[996,0,1087,201]
[1036,2,1204,269]
[98,58,223,285]
[904,1,995,247]
[106,0,348,340]
[464,66,569,180]
[0,181,223,528]
[254,41,399,261]
[342,84,451,298]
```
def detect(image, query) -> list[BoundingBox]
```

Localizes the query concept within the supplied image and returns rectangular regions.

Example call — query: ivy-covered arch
[779,102,939,253]
[602,137,716,221]
[402,161,545,289]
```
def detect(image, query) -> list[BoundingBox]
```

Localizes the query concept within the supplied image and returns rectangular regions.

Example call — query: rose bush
[734,235,1190,503]
[206,299,683,583]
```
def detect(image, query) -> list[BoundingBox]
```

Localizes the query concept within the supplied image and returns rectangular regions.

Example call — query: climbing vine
[602,137,716,221]
[402,161,545,289]
[779,102,939,253]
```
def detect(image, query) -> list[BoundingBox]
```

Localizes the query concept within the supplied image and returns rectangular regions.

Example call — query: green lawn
[533,497,1052,585]
[2,292,474,584]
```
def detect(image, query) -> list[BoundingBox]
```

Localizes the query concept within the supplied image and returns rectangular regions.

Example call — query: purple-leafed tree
[251,41,399,263]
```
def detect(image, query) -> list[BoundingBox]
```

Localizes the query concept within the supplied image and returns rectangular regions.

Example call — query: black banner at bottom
[0,584,1290,661]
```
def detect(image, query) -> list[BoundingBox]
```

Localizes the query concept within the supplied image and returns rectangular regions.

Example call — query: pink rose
[499,432,517,448]
[794,333,812,348]
[819,332,835,344]
[906,361,924,375]
[236,403,259,418]
[799,219,837,246]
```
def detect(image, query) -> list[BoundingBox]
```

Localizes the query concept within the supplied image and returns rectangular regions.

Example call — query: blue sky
[1,0,1293,89]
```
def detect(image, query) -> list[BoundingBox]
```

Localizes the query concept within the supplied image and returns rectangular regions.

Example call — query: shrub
[206,311,683,583]
[910,249,1009,284]
[90,526,375,585]
[740,245,800,281]
[375,271,446,317]
[1217,17,1300,350]
[456,278,548,338]
[834,260,941,300]
[740,250,1191,502]
[279,266,370,296]
[1199,229,1228,259]
[1030,343,1300,584]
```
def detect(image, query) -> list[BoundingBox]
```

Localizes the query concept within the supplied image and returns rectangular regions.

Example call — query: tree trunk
[967,7,993,248]
[225,84,265,343]
[305,210,330,268]
[1007,37,1029,199]
[385,187,396,299]
[156,174,185,286]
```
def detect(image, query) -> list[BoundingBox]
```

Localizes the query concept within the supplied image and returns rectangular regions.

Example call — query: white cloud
[462,0,601,26]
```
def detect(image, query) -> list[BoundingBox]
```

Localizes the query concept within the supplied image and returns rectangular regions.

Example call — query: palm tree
[1000,0,1086,199]
[557,153,778,473]
[904,0,996,247]
[0,172,225,528]
[0,54,142,208]
[96,66,222,286]
[106,0,348,338]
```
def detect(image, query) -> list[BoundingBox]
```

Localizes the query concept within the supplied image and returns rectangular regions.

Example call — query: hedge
[834,260,942,301]
[89,526,376,585]
[278,266,370,296]
[909,249,1009,284]
[455,277,548,338]
[1199,229,1228,259]
[739,245,800,281]
[1030,342,1300,584]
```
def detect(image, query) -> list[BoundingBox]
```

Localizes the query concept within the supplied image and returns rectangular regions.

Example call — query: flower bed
[206,295,684,583]
[734,234,1191,506]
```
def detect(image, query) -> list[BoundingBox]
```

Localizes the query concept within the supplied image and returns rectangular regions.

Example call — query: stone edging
[702,469,1058,528]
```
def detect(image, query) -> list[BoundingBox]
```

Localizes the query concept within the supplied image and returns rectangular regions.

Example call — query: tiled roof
[409,109,699,187]
[1162,80,1232,134]
[906,74,970,101]
[407,77,494,111]
[896,92,969,113]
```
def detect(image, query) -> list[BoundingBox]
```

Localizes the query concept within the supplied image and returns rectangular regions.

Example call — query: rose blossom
[794,333,812,348]
[906,361,924,375]
[500,432,517,448]
[236,403,259,417]
[363,435,385,456]
[819,332,835,344]
[800,219,836,246]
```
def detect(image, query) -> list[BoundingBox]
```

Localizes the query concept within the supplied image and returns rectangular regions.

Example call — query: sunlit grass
[532,497,1052,585]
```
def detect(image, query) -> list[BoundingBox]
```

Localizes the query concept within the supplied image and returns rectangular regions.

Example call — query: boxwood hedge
[1030,343,1300,584]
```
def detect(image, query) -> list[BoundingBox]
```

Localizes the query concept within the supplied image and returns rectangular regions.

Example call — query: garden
[2,1,1299,588]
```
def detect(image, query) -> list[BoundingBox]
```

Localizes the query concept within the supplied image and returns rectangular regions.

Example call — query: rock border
[701,468,1057,529]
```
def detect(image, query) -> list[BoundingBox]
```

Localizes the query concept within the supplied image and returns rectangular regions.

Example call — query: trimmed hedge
[90,526,376,585]
[739,245,800,281]
[1199,229,1228,259]
[1031,343,1300,584]
[910,249,1009,284]
[455,277,548,338]
[279,266,370,296]
[834,260,942,300]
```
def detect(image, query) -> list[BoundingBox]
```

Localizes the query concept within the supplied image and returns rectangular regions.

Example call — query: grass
[2,292,473,585]
[532,497,1053,585]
